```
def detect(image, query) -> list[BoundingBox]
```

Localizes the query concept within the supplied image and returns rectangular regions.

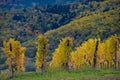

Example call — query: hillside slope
[0,0,73,6]
[0,0,120,71]
[45,9,120,53]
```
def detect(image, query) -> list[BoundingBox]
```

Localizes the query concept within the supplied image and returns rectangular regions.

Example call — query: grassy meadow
[1,68,120,80]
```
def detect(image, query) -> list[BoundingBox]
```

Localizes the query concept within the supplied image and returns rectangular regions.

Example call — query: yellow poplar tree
[70,35,119,69]
[70,38,98,69]
[2,38,26,76]
[97,42,106,68]
[105,35,119,69]
[97,35,119,69]
[50,37,73,69]
[35,34,48,74]
[13,41,26,72]
[118,44,120,63]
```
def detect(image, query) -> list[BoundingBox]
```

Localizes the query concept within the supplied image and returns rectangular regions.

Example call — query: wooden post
[93,39,99,69]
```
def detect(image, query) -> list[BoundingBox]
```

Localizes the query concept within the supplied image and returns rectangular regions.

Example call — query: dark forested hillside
[0,0,118,46]
[0,0,120,71]
[0,0,73,7]
[0,0,95,6]
[45,9,120,53]
[0,0,105,45]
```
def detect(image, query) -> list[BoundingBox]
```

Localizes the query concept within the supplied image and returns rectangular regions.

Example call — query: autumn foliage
[2,38,26,72]
[35,34,48,73]
[70,35,120,69]
[2,34,120,78]
[50,37,73,69]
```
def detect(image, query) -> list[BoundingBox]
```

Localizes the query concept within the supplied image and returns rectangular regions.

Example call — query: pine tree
[35,34,48,74]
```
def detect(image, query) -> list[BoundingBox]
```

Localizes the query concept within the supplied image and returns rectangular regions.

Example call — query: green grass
[3,68,119,80]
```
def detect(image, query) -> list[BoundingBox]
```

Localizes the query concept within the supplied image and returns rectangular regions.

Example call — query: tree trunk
[41,64,44,74]
[9,43,13,78]
[115,41,118,69]
[65,62,69,71]
[65,52,70,71]
[66,40,70,71]
[9,55,13,78]
[41,53,45,74]
[42,44,46,74]
[118,61,120,68]
[93,39,99,69]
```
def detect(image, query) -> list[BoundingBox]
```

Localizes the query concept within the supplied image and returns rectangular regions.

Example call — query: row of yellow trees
[70,36,120,69]
[50,35,120,70]
[2,34,120,77]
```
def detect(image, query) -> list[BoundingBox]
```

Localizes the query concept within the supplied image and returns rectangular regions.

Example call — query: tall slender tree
[112,35,119,69]
[104,35,119,69]
[50,37,73,70]
[2,38,26,77]
[35,34,48,74]
[70,38,97,69]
